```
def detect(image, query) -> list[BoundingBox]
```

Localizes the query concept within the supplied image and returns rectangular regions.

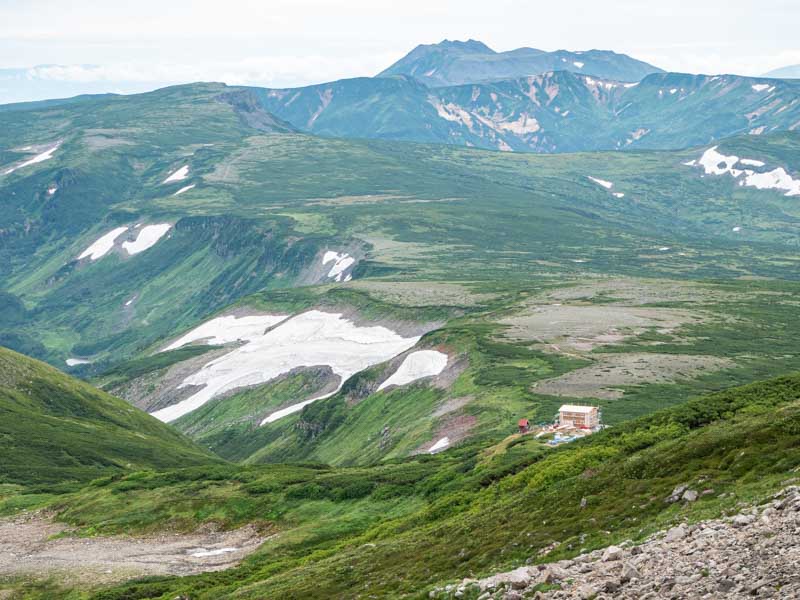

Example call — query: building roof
[518,418,529,426]
[559,404,597,414]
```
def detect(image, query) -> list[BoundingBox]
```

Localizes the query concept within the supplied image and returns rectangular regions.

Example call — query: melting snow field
[587,176,613,189]
[173,184,195,196]
[694,146,800,196]
[429,437,450,453]
[163,314,288,352]
[77,227,129,261]
[4,142,60,175]
[377,350,448,391]
[322,251,356,282]
[163,165,189,183]
[122,223,172,255]
[151,311,420,423]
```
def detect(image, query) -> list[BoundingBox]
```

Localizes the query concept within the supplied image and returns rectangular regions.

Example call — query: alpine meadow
[2,4,800,599]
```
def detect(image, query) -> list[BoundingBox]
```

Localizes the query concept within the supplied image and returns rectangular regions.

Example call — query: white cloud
[21,53,397,89]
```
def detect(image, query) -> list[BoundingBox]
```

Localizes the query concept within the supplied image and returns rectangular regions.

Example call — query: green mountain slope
[9,372,799,598]
[378,39,663,86]
[3,82,800,461]
[254,71,800,152]
[0,346,217,485]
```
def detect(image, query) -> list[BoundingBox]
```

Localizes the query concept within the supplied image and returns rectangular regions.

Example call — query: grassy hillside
[100,275,800,469]
[0,346,218,485]
[5,371,798,598]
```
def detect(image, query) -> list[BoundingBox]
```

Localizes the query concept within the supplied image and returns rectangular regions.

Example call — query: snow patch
[162,314,289,352]
[66,358,91,367]
[47,184,58,195]
[377,350,448,391]
[122,224,172,255]
[739,159,765,167]
[587,176,613,189]
[612,192,625,198]
[173,184,195,196]
[151,311,420,423]
[732,226,742,232]
[78,227,129,261]
[429,437,450,453]
[4,142,60,175]
[752,84,770,92]
[573,61,584,69]
[322,251,356,282]
[163,165,189,183]
[190,547,237,558]
[696,146,800,196]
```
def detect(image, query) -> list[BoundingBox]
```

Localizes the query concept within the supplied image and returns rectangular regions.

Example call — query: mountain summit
[378,39,663,86]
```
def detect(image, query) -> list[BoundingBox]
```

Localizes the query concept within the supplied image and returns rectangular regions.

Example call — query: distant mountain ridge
[764,64,800,79]
[253,70,800,153]
[377,39,664,86]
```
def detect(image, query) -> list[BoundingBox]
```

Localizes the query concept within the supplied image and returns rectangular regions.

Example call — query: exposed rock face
[430,486,800,599]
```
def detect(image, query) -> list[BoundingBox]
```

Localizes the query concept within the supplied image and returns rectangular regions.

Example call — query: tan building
[558,405,600,428]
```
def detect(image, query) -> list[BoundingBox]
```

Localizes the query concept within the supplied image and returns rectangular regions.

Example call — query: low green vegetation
[0,347,218,486]
[4,371,798,599]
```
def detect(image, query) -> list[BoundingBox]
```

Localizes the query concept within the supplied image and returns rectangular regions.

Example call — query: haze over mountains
[764,64,800,79]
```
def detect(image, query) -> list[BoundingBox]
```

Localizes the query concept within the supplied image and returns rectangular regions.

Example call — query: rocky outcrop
[430,485,800,599]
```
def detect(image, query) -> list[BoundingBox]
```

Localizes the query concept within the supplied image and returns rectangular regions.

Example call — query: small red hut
[518,418,530,434]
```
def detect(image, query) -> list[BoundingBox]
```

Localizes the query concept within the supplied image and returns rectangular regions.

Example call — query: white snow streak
[78,227,129,261]
[587,176,614,189]
[190,548,237,558]
[66,358,91,367]
[163,165,189,183]
[173,184,195,196]
[122,223,171,255]
[429,437,450,453]
[322,251,356,281]
[695,146,800,196]
[162,314,288,352]
[377,350,448,391]
[4,142,60,175]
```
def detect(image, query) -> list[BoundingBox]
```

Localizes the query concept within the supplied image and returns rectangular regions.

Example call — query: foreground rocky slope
[434,484,800,599]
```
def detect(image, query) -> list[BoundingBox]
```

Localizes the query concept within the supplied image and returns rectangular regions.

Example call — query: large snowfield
[151,311,421,423]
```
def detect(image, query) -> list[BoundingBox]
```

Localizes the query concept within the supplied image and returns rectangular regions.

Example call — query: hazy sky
[1,0,798,102]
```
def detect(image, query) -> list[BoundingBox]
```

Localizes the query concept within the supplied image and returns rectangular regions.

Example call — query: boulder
[664,524,688,542]
[620,561,641,583]
[682,489,699,502]
[601,545,624,562]
[666,484,688,503]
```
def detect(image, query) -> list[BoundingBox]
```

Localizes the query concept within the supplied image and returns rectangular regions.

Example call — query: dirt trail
[0,513,266,586]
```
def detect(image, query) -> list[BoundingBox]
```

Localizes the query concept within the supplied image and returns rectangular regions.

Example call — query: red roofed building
[518,418,530,434]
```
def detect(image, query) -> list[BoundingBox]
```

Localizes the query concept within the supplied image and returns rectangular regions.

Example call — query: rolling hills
[2,81,800,464]
[377,39,663,86]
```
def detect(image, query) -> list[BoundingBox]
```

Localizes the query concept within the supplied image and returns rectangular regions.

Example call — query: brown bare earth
[500,304,703,355]
[534,353,733,400]
[0,513,266,587]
